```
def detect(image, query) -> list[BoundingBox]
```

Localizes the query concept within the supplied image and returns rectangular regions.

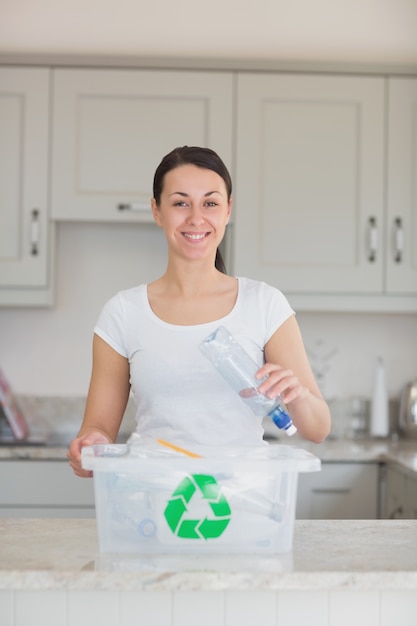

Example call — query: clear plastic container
[82,443,320,555]
[200,326,297,435]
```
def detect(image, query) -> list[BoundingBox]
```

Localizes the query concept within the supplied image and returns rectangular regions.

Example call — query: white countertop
[2,436,417,476]
[290,436,417,476]
[1,518,416,592]
[2,394,416,471]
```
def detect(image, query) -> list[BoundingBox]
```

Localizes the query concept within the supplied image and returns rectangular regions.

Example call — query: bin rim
[81,442,321,474]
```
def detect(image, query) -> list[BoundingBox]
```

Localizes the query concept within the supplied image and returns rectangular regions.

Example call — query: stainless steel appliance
[399,380,417,438]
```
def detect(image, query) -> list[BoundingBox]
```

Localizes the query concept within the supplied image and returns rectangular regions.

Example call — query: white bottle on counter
[370,356,389,438]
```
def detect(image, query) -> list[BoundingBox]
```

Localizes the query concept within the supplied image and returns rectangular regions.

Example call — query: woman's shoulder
[237,276,284,298]
[98,284,147,317]
[107,283,147,304]
[237,277,294,313]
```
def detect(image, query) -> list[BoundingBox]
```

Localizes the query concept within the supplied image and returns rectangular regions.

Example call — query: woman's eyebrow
[169,190,223,197]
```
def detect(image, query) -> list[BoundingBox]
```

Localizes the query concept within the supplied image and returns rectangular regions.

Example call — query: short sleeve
[94,293,127,357]
[261,282,295,344]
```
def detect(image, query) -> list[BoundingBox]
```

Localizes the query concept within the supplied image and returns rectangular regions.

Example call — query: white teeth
[184,233,207,240]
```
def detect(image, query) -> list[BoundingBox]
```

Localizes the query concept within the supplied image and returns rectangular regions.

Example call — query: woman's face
[151,164,232,263]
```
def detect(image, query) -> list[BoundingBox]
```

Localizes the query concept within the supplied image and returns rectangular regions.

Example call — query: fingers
[256,363,306,405]
[67,431,110,478]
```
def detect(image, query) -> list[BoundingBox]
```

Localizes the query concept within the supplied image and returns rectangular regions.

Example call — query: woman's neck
[153,260,228,298]
[147,264,238,325]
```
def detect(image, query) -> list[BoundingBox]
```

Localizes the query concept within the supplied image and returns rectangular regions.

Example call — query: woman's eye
[205,201,218,208]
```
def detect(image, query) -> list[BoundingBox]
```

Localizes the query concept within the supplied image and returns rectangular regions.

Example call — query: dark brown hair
[153,146,231,274]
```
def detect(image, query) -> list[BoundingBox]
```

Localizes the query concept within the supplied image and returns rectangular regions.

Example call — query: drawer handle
[117,202,150,212]
[394,217,404,263]
[31,209,40,256]
[368,216,378,262]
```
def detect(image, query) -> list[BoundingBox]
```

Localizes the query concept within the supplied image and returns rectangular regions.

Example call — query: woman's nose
[187,206,205,226]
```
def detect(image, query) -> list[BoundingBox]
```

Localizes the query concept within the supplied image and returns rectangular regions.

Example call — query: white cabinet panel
[386,78,417,294]
[51,68,233,222]
[235,74,384,295]
[384,465,406,519]
[0,68,53,305]
[405,476,417,519]
[296,462,379,519]
[0,460,94,518]
[384,464,417,519]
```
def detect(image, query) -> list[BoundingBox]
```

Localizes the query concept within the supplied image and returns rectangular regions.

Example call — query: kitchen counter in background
[2,395,416,473]
[1,518,417,626]
[1,431,417,476]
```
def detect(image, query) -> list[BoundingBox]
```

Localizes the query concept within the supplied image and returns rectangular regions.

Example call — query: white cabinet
[0,460,95,518]
[386,78,417,294]
[296,462,379,519]
[234,73,417,312]
[384,464,417,519]
[0,68,53,306]
[51,68,233,222]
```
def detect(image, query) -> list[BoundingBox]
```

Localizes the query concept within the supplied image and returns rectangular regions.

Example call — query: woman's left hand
[255,362,309,406]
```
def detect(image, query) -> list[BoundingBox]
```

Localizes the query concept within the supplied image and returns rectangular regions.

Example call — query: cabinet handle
[31,209,40,256]
[393,217,404,263]
[117,202,150,212]
[368,216,378,262]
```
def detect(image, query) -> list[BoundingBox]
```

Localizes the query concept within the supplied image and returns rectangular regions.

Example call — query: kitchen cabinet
[384,464,417,519]
[234,73,417,312]
[51,68,233,222]
[386,78,417,294]
[0,67,53,306]
[0,460,95,518]
[296,461,379,519]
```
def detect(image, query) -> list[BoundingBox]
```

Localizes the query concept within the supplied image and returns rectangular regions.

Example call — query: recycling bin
[82,443,320,555]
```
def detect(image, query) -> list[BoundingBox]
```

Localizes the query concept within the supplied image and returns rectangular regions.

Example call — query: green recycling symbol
[163,474,232,540]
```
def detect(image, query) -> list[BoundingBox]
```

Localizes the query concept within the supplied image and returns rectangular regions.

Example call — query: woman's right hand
[67,431,110,478]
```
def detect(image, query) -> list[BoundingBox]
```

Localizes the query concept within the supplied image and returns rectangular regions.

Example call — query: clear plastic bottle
[200,326,297,436]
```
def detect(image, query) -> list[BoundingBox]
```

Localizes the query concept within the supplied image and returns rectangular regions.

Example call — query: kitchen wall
[0,222,415,403]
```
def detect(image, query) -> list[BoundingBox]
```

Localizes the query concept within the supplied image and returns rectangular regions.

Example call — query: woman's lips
[182,232,209,241]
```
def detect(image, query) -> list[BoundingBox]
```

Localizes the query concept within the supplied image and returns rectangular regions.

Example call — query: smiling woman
[151,161,231,272]
[151,146,232,275]
[67,145,331,478]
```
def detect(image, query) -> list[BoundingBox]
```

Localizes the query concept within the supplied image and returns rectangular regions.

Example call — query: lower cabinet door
[296,462,379,519]
[0,460,95,518]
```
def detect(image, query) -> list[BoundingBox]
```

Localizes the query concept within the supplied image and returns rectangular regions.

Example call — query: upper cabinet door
[51,69,233,222]
[0,68,50,297]
[234,74,384,294]
[386,78,417,294]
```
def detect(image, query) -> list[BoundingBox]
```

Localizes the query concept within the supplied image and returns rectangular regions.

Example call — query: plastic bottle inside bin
[200,326,297,436]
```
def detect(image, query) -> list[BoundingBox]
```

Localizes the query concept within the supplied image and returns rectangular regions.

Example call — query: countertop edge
[1,570,417,592]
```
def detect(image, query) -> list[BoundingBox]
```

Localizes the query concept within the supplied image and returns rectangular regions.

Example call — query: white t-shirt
[94,277,295,447]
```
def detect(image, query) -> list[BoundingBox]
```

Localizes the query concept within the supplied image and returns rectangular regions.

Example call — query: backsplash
[9,394,401,442]
[11,395,136,439]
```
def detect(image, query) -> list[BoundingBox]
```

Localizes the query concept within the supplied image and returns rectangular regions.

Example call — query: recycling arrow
[163,473,231,540]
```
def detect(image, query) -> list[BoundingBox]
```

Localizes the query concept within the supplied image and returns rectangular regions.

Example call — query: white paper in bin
[82,443,320,555]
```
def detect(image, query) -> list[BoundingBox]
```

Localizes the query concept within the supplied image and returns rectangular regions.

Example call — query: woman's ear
[226,197,233,224]
[151,198,162,226]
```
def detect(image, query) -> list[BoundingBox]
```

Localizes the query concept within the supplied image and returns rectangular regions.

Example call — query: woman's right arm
[67,334,131,477]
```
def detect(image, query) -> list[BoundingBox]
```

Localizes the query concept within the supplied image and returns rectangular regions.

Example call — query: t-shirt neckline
[143,277,242,329]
